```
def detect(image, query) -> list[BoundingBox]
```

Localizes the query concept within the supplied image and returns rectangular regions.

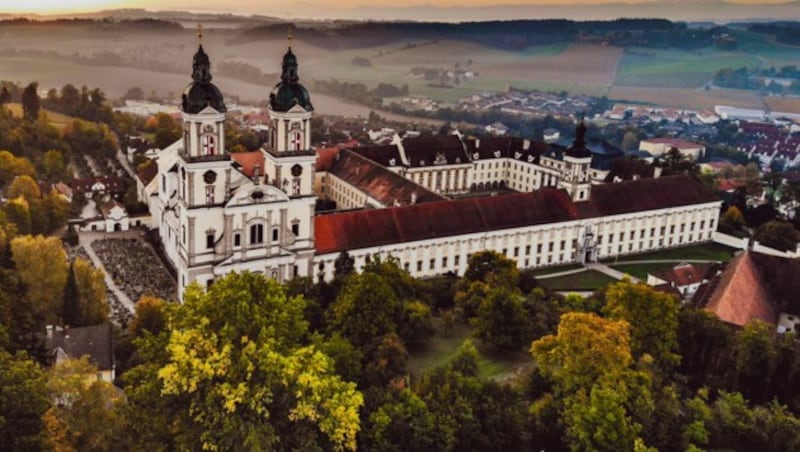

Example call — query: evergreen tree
[0,86,10,106]
[21,82,40,121]
[62,261,80,327]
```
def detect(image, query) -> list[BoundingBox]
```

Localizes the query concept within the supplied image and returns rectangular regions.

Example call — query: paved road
[116,150,136,179]
[78,231,138,313]
[535,267,586,280]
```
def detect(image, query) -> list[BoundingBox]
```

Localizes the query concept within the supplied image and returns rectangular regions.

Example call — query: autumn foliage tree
[123,272,363,451]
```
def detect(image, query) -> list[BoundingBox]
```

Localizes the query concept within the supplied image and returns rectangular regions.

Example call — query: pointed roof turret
[181,25,227,114]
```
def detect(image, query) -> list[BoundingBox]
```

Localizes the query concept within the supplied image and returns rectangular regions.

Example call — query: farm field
[615,47,761,88]
[4,102,75,130]
[608,85,766,111]
[765,96,800,114]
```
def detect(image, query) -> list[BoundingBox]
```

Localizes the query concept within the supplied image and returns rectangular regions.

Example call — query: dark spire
[573,114,587,150]
[281,47,299,84]
[566,114,591,158]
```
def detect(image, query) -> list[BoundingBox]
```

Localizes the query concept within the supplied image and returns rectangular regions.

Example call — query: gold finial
[287,24,293,49]
[197,23,203,45]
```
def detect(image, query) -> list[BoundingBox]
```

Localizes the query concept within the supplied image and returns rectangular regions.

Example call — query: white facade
[313,200,721,282]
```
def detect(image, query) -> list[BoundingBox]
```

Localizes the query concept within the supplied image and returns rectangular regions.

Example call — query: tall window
[250,224,264,244]
[202,134,216,155]
[289,131,303,151]
[206,233,214,249]
[292,178,301,196]
[205,186,215,204]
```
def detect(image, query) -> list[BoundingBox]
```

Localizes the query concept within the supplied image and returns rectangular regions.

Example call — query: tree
[123,86,145,101]
[471,286,532,351]
[754,220,800,252]
[603,279,680,370]
[127,295,167,338]
[62,261,80,327]
[532,312,655,451]
[42,150,67,183]
[0,349,49,450]
[0,150,35,186]
[363,389,442,452]
[677,309,732,389]
[3,197,31,235]
[43,357,122,452]
[621,131,640,151]
[720,205,745,234]
[21,82,40,121]
[73,257,108,326]
[731,321,778,403]
[0,86,11,106]
[7,174,41,201]
[328,272,400,348]
[10,235,68,324]
[127,272,362,451]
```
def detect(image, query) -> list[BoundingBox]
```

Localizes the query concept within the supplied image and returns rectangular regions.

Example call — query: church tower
[559,118,593,202]
[264,37,316,199]
[174,30,232,300]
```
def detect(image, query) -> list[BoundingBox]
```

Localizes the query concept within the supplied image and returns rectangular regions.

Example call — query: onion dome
[269,47,313,112]
[181,45,227,114]
[566,117,591,158]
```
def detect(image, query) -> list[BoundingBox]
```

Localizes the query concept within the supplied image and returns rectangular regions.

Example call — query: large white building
[140,42,723,301]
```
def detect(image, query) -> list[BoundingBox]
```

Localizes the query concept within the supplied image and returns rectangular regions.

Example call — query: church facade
[141,43,722,301]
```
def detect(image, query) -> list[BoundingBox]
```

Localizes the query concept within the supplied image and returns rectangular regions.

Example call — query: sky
[1,0,797,20]
[0,0,792,12]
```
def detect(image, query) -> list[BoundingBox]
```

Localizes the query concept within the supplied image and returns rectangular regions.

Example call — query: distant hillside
[4,103,76,130]
[232,19,712,51]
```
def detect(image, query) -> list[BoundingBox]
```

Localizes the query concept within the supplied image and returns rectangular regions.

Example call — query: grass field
[615,47,761,88]
[539,270,617,291]
[611,262,679,280]
[531,263,584,277]
[407,321,531,380]
[5,102,75,129]
[603,243,737,264]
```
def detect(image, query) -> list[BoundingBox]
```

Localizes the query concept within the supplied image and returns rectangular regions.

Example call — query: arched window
[202,134,216,156]
[289,131,303,151]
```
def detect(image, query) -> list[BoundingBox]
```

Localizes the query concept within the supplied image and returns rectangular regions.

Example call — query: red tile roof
[315,188,579,254]
[230,151,265,178]
[651,262,714,287]
[316,175,717,254]
[705,252,778,327]
[578,175,719,217]
[137,159,158,186]
[329,150,445,207]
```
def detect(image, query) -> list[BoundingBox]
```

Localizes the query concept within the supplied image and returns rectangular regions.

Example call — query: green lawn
[539,270,617,291]
[407,322,531,380]
[615,47,762,88]
[531,263,584,277]
[611,262,678,280]
[602,243,737,264]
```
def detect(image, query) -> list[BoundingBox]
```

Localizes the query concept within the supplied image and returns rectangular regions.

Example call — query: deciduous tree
[0,349,49,450]
[140,272,363,451]
[10,235,68,324]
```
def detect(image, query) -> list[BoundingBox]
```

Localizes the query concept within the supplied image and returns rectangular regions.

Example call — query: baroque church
[139,39,722,301]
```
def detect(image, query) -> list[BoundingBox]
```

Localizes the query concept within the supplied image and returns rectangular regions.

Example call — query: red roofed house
[646,262,716,300]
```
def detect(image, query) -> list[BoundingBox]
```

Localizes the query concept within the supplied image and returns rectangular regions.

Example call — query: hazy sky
[2,0,795,14]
